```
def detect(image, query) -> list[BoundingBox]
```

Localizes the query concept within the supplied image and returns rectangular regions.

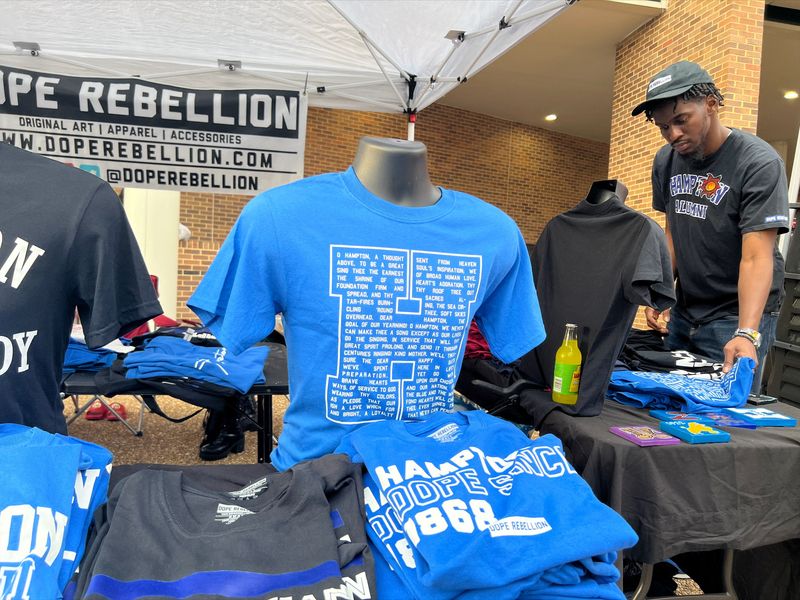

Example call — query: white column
[122,188,180,317]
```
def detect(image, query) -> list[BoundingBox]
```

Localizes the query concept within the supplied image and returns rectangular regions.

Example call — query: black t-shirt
[0,144,161,433]
[76,454,374,600]
[617,329,722,377]
[518,197,675,425]
[652,128,789,324]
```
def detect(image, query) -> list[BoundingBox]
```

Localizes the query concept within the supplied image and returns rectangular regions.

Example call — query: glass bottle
[552,323,582,405]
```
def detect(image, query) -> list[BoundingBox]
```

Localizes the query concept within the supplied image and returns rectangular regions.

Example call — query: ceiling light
[785,91,799,100]
[545,114,558,121]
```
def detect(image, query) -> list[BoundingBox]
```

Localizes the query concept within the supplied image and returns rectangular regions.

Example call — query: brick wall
[611,0,765,214]
[176,104,608,319]
[302,103,609,239]
[177,192,249,318]
[416,104,609,244]
[609,0,766,326]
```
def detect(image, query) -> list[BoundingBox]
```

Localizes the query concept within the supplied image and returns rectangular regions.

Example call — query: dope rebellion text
[0,68,299,136]
[111,169,260,192]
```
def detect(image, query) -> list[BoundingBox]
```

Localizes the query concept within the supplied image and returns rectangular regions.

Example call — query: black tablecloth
[538,400,800,563]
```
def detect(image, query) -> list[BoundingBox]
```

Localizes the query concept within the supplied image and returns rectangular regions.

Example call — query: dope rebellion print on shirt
[336,410,637,599]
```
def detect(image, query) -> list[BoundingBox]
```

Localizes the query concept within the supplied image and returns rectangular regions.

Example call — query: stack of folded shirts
[0,424,112,599]
[607,357,754,413]
[336,410,637,599]
[73,455,376,600]
[123,336,268,393]
[63,338,118,375]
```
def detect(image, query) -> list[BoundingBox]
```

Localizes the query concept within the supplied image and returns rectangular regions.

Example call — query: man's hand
[722,336,758,373]
[645,307,670,334]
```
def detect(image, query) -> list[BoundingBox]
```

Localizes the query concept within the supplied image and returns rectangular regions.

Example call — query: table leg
[66,394,143,437]
[631,562,653,600]
[66,394,101,425]
[721,548,737,599]
[255,393,273,464]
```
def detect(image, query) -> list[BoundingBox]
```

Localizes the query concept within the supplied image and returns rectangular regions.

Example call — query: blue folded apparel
[63,338,117,375]
[123,337,268,393]
[607,357,754,413]
[336,410,637,600]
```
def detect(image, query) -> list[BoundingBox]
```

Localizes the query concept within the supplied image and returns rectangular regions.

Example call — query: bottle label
[553,363,580,394]
[569,365,581,393]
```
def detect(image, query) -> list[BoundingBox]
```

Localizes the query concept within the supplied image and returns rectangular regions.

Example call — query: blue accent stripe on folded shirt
[330,509,344,528]
[85,561,341,599]
[342,556,365,571]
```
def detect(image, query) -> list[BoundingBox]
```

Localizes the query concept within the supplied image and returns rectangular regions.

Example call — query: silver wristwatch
[733,328,761,349]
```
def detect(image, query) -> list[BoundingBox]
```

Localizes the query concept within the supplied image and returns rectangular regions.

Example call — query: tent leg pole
[407,120,415,141]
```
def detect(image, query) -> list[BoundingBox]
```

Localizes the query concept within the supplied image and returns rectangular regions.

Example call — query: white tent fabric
[1,0,571,115]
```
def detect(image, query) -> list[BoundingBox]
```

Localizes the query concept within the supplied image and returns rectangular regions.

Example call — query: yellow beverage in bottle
[552,323,582,405]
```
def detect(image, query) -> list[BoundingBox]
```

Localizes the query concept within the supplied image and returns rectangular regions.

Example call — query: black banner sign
[0,66,300,137]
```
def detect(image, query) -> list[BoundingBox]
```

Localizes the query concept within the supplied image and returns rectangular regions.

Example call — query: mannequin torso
[351,137,441,206]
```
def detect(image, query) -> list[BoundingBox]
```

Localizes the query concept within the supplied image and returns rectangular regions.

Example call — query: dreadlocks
[644,83,724,122]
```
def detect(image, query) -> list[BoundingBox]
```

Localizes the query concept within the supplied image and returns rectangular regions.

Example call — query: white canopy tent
[1,0,573,139]
[1,0,574,316]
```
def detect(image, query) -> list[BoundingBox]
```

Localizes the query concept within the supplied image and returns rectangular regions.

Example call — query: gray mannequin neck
[351,137,441,207]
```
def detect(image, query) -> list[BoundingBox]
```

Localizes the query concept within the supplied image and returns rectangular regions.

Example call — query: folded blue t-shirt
[63,338,117,375]
[0,430,86,599]
[336,410,635,599]
[123,337,268,393]
[0,424,113,593]
[607,357,754,412]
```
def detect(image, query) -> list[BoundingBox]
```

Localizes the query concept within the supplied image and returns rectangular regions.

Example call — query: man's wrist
[733,327,761,349]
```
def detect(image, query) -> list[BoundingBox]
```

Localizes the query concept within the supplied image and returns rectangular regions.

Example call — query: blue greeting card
[649,409,714,424]
[659,420,731,444]
[723,407,797,427]
[701,412,758,429]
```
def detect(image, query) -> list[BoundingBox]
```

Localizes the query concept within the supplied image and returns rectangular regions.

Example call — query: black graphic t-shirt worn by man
[652,128,789,325]
[0,144,161,433]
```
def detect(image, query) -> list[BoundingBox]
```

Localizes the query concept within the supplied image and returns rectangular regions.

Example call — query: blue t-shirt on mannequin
[189,137,545,470]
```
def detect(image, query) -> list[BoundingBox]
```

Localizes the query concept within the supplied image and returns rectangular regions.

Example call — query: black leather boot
[199,430,245,461]
[199,405,245,461]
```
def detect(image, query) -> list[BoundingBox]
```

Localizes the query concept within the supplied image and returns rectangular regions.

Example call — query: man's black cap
[631,60,715,116]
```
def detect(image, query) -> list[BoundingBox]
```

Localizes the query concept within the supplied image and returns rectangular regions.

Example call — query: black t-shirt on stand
[0,144,161,433]
[518,196,675,426]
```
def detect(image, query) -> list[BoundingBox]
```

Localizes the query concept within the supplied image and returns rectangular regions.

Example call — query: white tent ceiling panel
[3,1,377,73]
[1,0,570,113]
